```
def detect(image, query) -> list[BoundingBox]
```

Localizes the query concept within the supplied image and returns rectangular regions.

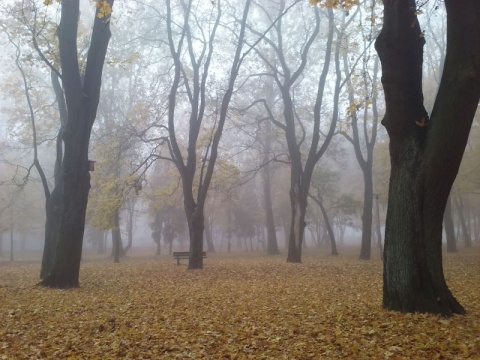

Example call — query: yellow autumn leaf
[96,0,112,19]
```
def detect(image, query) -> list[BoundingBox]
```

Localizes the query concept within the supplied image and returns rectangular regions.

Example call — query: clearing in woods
[0,246,479,359]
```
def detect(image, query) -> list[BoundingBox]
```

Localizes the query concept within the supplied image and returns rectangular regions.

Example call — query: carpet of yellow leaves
[0,247,479,359]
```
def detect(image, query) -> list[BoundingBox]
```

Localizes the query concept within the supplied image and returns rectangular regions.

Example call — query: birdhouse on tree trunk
[88,160,96,172]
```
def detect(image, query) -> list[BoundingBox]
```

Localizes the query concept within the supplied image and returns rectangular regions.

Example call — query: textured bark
[186,204,205,270]
[40,0,114,288]
[40,71,66,279]
[286,188,307,263]
[376,0,480,315]
[40,185,62,278]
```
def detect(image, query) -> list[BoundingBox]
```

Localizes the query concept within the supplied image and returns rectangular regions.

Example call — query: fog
[0,0,477,265]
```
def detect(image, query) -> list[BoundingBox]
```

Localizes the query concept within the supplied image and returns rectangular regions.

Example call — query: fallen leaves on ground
[0,247,479,359]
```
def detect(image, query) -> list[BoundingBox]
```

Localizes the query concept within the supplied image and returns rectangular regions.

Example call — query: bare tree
[162,0,258,268]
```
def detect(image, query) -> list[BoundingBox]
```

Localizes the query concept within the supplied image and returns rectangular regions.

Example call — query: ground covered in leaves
[0,247,479,359]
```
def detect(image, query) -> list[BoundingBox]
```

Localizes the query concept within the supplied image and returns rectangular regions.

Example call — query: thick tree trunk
[376,0,480,315]
[40,71,66,280]
[186,205,204,269]
[40,0,113,288]
[286,185,307,263]
[40,185,62,279]
[359,170,373,259]
[41,136,91,287]
[444,196,457,252]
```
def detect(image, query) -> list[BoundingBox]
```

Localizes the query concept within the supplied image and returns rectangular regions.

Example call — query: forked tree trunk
[40,0,114,288]
[376,0,480,315]
[40,71,66,280]
[309,194,338,256]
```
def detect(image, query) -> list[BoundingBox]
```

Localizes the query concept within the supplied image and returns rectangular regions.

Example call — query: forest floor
[0,245,479,359]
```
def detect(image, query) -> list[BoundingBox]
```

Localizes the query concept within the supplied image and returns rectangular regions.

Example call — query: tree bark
[40,70,66,279]
[286,186,307,263]
[376,0,480,315]
[40,185,62,278]
[186,203,205,270]
[40,0,114,288]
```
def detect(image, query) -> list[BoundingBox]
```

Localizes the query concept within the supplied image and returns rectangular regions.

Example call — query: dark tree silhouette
[375,0,480,315]
[40,0,114,288]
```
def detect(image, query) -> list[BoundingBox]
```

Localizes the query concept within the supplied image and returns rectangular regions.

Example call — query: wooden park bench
[173,251,207,265]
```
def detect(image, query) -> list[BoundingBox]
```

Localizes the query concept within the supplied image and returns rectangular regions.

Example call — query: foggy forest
[0,0,479,358]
